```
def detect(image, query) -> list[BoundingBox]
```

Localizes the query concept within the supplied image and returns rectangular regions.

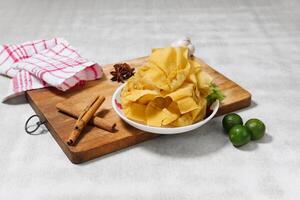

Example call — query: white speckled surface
[0,0,300,199]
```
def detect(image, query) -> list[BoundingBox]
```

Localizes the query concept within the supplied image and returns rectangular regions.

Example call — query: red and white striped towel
[0,38,103,101]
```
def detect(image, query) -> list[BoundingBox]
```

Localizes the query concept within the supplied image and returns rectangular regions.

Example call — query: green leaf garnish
[207,83,225,105]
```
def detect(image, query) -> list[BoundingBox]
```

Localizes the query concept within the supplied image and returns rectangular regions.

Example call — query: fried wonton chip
[121,47,212,127]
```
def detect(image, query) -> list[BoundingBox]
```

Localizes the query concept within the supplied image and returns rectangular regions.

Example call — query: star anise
[110,63,135,83]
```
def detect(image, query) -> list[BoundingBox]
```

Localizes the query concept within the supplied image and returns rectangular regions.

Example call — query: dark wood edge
[72,133,158,164]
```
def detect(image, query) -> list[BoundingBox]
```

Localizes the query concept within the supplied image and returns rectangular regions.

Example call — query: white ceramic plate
[112,84,219,134]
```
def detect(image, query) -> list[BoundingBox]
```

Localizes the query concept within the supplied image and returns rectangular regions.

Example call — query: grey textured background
[0,0,300,199]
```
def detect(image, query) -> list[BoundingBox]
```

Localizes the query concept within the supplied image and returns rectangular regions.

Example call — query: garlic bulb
[171,37,195,57]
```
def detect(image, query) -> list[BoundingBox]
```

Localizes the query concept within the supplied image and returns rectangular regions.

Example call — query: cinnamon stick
[56,102,116,133]
[67,96,106,145]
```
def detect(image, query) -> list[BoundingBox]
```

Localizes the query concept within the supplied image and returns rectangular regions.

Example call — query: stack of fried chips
[121,47,212,127]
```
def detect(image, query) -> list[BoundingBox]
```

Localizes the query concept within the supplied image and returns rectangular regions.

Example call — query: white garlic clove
[187,43,195,56]
[170,37,195,57]
[177,40,190,47]
[178,36,191,43]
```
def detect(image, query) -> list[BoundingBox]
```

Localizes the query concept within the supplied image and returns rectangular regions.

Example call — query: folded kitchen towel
[0,38,103,102]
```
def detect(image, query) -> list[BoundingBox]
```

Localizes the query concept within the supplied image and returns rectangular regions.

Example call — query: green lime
[245,118,266,140]
[222,113,243,133]
[229,125,251,147]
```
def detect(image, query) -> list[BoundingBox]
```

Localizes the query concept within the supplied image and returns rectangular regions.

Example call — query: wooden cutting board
[26,56,251,164]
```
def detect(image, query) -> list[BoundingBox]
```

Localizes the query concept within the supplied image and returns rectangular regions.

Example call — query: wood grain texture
[26,56,251,164]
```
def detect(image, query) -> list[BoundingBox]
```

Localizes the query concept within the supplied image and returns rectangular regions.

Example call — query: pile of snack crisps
[121,47,222,127]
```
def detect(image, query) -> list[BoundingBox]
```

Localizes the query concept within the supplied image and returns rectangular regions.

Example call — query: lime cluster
[222,113,266,147]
